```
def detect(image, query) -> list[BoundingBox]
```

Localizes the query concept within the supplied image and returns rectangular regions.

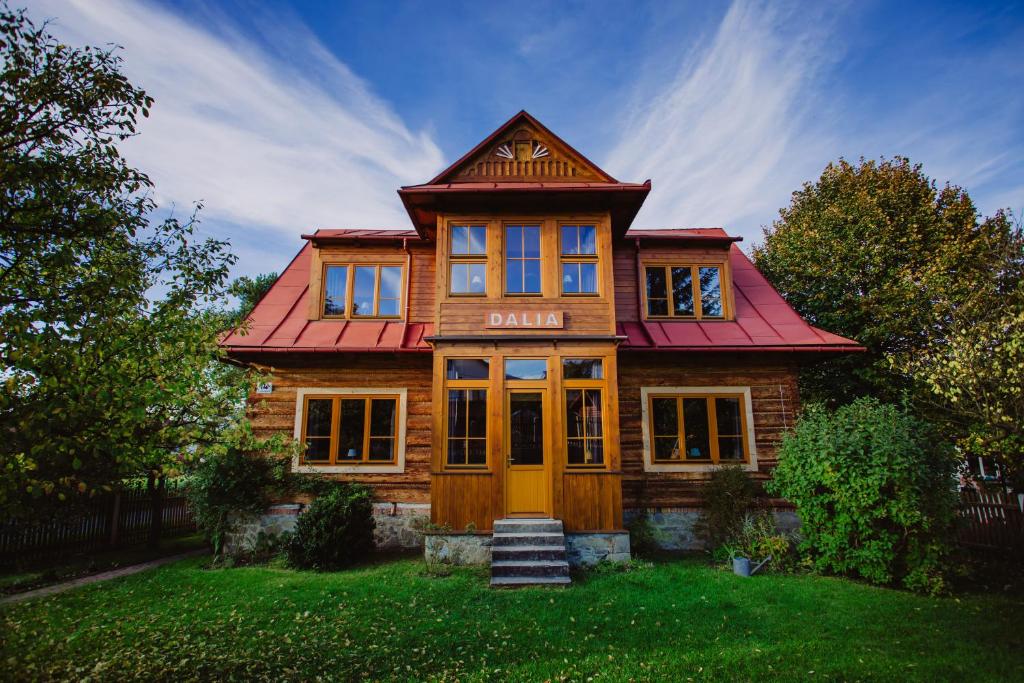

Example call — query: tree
[896,246,1024,485]
[228,271,277,322]
[0,5,249,517]
[753,157,1023,405]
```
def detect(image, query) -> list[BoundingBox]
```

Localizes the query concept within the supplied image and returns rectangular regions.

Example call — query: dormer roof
[398,111,650,239]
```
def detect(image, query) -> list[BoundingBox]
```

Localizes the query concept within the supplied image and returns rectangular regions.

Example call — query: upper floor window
[323,263,403,319]
[560,224,598,295]
[644,264,725,319]
[505,225,541,295]
[449,225,487,296]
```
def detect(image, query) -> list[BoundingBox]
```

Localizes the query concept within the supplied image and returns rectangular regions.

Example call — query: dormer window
[560,224,598,295]
[505,224,541,295]
[449,225,487,296]
[322,263,403,319]
[644,264,726,319]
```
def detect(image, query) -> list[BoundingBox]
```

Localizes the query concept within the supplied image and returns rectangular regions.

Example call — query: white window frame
[639,386,758,472]
[292,387,408,474]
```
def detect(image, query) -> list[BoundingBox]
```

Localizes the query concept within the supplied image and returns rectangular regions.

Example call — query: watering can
[732,556,772,577]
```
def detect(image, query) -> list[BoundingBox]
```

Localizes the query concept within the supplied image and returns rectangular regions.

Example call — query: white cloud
[604,0,840,241]
[604,0,1023,241]
[32,0,445,236]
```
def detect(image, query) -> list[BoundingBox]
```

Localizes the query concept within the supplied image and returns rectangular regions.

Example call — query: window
[300,395,399,465]
[449,225,487,296]
[648,393,749,463]
[565,389,604,467]
[504,359,547,380]
[563,358,606,468]
[560,224,598,295]
[505,225,541,295]
[321,263,403,318]
[445,358,489,467]
[562,358,603,379]
[644,265,726,319]
[323,265,348,316]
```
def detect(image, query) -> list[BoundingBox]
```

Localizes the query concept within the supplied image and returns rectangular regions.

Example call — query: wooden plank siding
[434,214,617,337]
[616,354,800,509]
[246,354,434,503]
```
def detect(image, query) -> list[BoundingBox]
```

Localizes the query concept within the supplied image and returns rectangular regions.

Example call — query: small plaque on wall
[485,311,564,329]
[256,382,273,394]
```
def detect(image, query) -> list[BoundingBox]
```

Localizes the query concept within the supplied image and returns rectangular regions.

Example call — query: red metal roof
[302,229,420,242]
[220,243,432,354]
[616,244,863,352]
[222,230,861,356]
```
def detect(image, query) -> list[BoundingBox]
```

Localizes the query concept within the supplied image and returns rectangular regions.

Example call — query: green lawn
[0,532,207,596]
[2,556,1021,682]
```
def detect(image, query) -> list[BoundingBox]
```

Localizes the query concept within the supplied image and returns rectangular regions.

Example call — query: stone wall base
[423,533,492,565]
[624,507,800,551]
[223,502,429,555]
[422,532,632,568]
[565,533,631,567]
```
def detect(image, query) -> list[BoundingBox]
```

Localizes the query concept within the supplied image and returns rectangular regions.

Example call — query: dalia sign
[485,311,564,329]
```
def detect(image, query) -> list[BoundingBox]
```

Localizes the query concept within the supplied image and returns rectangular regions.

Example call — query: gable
[427,111,616,184]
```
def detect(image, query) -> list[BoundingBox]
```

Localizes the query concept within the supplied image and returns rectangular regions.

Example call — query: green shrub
[287,484,375,570]
[767,398,958,594]
[187,448,291,556]
[625,511,660,557]
[696,465,755,550]
[718,513,796,572]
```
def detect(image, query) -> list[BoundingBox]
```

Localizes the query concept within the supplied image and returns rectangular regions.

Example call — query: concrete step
[491,560,570,578]
[493,519,564,534]
[491,532,564,547]
[490,575,571,587]
[491,545,566,562]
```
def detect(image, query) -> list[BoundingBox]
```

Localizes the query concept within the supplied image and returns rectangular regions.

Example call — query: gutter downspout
[401,238,413,349]
[634,237,655,346]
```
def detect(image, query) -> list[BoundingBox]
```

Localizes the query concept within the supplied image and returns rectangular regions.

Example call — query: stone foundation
[624,507,800,551]
[423,532,631,568]
[565,533,631,567]
[223,502,429,555]
[423,533,492,565]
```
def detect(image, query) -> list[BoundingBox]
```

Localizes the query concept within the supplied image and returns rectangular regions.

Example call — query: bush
[696,465,755,550]
[767,398,958,594]
[625,511,660,557]
[718,513,796,572]
[187,448,291,556]
[287,484,375,570]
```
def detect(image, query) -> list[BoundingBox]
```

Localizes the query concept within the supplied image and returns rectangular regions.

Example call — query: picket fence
[0,479,195,568]
[957,487,1024,553]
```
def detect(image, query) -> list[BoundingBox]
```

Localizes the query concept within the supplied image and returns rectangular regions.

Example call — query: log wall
[247,354,433,503]
[616,353,800,508]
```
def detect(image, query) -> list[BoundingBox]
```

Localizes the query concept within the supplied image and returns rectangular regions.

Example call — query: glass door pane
[508,392,543,465]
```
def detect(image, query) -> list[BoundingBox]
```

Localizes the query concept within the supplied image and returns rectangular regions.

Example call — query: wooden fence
[957,488,1024,554]
[0,479,195,568]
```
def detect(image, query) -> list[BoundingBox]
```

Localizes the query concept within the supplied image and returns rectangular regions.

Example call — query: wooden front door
[504,389,550,517]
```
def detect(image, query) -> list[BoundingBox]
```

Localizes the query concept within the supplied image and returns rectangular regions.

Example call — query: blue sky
[32,0,1024,279]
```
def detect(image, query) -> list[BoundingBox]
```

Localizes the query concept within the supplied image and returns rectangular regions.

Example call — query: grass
[0,532,207,596]
[2,556,1021,682]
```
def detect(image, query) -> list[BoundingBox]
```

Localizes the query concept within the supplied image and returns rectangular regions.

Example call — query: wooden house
[221,111,861,583]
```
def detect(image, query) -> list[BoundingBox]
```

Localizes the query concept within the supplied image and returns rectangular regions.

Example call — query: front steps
[490,518,570,587]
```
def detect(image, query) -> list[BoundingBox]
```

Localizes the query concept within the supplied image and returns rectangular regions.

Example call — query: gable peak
[426,110,616,185]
